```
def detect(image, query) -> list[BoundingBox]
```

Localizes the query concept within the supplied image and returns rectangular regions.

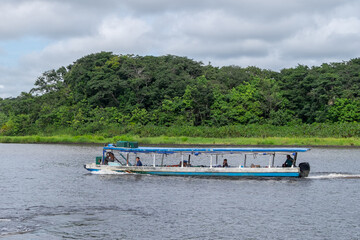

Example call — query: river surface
[1,143,360,240]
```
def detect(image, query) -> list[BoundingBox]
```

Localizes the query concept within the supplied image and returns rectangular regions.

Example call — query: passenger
[179,160,188,167]
[136,157,143,166]
[103,152,115,165]
[282,155,294,167]
[223,159,229,167]
[105,152,115,162]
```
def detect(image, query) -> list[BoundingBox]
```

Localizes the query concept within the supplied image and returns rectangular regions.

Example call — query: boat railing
[103,147,307,169]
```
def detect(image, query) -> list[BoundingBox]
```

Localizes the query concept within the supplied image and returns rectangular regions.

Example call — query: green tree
[211,82,263,126]
[30,67,67,95]
[182,76,214,126]
[279,65,310,122]
[328,98,360,122]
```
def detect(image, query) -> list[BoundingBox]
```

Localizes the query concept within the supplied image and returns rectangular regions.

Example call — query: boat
[84,142,311,178]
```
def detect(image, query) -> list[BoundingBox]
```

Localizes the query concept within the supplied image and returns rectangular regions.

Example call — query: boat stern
[299,162,310,177]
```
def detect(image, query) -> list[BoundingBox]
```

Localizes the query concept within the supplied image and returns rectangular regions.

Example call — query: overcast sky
[1,0,360,98]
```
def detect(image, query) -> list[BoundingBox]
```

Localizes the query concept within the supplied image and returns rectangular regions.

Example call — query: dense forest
[1,52,360,137]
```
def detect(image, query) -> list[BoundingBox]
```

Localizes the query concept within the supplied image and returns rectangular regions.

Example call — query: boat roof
[104,146,310,154]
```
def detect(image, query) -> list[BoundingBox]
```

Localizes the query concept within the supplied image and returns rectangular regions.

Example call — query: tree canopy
[1,52,360,136]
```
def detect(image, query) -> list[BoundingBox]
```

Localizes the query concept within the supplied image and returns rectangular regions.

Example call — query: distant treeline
[1,52,360,137]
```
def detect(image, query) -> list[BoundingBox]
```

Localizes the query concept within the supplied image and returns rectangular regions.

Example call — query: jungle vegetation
[1,52,360,139]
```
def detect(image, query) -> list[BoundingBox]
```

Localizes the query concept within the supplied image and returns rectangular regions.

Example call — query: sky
[1,0,360,98]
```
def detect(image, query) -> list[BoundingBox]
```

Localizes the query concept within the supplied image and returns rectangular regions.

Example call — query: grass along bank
[1,135,360,146]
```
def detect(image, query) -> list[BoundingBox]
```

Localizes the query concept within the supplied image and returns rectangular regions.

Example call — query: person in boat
[282,155,294,167]
[223,159,229,167]
[136,157,143,166]
[104,152,115,165]
[179,160,188,167]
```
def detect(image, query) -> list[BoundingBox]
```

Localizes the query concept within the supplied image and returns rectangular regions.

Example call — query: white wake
[91,169,132,175]
[0,218,11,222]
[307,173,360,179]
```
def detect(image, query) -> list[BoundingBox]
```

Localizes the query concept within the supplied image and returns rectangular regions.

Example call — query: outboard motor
[299,162,310,178]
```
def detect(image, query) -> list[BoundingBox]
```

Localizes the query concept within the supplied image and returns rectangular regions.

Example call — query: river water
[1,143,360,240]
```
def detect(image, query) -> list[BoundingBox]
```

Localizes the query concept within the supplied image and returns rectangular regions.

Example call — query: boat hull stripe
[139,171,299,177]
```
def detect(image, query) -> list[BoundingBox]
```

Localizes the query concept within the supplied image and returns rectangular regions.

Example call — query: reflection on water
[1,144,360,239]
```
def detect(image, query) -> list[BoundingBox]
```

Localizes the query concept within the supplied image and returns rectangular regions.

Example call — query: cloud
[119,0,348,24]
[0,65,38,98]
[0,1,120,40]
[1,0,360,97]
[20,16,152,68]
[0,13,154,98]
[282,16,360,61]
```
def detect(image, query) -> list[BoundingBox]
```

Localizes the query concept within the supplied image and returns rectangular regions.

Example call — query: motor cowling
[299,162,310,178]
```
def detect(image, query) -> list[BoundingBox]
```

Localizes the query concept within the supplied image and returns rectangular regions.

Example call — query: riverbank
[1,135,360,147]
